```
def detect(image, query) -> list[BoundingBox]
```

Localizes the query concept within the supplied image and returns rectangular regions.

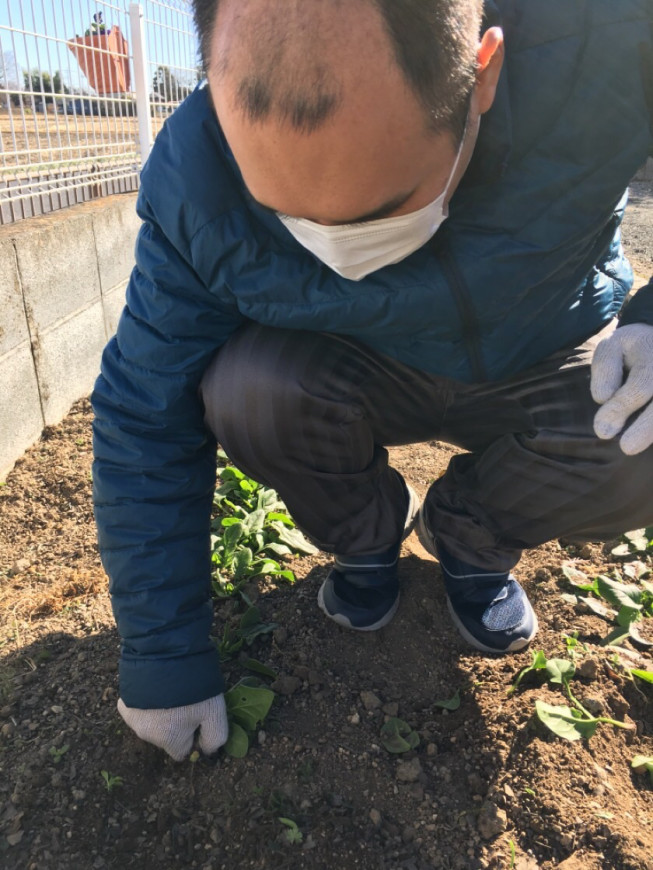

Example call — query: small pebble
[578,659,600,681]
[369,808,382,827]
[360,691,382,711]
[396,758,422,783]
[477,801,508,840]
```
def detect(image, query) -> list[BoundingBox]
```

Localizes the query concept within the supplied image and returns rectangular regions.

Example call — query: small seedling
[631,755,653,785]
[380,717,420,754]
[224,679,275,758]
[510,652,635,741]
[508,839,516,869]
[278,817,303,845]
[210,460,317,598]
[432,689,461,711]
[100,770,123,792]
[611,528,653,558]
[562,632,588,660]
[215,606,278,661]
[534,659,634,741]
[629,668,653,685]
[508,650,548,695]
[561,563,653,648]
[535,700,633,741]
[49,744,70,764]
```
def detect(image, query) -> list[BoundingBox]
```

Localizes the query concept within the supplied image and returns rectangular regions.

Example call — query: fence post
[129,2,153,167]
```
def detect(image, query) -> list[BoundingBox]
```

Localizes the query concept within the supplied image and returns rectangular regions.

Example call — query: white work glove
[591,323,653,455]
[117,693,228,761]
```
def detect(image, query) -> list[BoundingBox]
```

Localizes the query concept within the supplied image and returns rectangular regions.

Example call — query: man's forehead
[207,0,459,224]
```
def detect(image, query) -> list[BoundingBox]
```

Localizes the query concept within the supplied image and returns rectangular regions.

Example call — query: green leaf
[623,561,651,581]
[223,521,244,552]
[264,542,293,558]
[432,690,461,711]
[380,717,420,753]
[225,682,274,732]
[221,467,245,481]
[560,593,578,606]
[616,605,642,629]
[509,650,548,694]
[240,606,262,629]
[233,547,253,580]
[562,565,594,589]
[611,543,634,558]
[267,512,295,526]
[535,700,599,741]
[628,623,653,648]
[243,658,278,679]
[630,668,653,684]
[270,522,319,555]
[241,621,279,644]
[242,509,266,535]
[545,659,575,685]
[596,576,642,612]
[578,596,614,618]
[600,625,631,647]
[531,650,548,669]
[278,817,303,844]
[224,721,250,758]
[257,488,282,512]
[631,754,653,784]
[623,529,651,552]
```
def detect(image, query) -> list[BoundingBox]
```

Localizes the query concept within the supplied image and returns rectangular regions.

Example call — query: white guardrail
[0,0,198,224]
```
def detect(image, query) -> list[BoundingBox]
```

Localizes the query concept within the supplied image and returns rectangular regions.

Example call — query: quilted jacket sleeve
[92,195,244,709]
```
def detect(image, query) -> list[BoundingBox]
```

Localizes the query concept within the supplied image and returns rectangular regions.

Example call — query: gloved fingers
[117,698,195,761]
[619,398,653,456]
[593,367,653,440]
[197,694,229,756]
[160,727,196,762]
[590,334,626,404]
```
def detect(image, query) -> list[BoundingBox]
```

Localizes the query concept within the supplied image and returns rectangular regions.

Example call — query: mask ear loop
[441,89,481,211]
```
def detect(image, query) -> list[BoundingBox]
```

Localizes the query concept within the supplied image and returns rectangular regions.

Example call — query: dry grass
[0,107,151,169]
[0,567,107,621]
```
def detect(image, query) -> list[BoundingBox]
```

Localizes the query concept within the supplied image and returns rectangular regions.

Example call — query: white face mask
[277,121,470,281]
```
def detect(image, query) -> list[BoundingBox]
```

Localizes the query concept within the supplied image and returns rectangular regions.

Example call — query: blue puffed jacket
[92,0,653,708]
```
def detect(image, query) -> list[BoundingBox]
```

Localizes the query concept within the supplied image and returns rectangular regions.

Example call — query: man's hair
[193,0,482,139]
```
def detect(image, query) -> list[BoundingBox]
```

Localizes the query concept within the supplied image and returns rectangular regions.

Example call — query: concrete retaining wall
[0,194,140,480]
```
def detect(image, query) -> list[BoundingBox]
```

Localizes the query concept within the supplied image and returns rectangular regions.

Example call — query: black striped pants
[200,321,653,572]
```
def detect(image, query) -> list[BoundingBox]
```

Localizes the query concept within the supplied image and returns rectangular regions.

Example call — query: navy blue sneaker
[417,507,538,653]
[317,484,419,631]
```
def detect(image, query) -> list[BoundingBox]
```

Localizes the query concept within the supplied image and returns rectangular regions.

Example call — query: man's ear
[475,26,504,115]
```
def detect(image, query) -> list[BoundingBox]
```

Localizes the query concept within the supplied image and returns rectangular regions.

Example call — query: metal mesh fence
[0,1,198,224]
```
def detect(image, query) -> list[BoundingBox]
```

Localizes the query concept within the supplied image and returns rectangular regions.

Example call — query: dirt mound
[1,399,652,870]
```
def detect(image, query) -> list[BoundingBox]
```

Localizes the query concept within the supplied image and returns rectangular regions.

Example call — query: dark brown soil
[0,208,652,870]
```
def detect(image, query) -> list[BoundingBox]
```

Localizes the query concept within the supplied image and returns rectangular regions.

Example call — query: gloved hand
[591,323,653,455]
[117,693,228,761]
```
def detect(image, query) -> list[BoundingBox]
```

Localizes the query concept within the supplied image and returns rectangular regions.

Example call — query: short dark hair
[193,0,481,139]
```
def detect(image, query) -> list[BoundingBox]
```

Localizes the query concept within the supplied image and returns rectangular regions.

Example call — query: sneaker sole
[417,506,539,654]
[317,581,400,631]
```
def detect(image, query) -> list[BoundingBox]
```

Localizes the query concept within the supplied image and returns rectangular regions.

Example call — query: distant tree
[0,50,20,108]
[152,65,191,104]
[23,68,69,105]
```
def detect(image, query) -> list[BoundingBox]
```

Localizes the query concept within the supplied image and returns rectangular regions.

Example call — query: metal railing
[0,1,199,224]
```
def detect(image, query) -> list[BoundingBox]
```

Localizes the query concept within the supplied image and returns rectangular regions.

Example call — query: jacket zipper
[437,243,488,383]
